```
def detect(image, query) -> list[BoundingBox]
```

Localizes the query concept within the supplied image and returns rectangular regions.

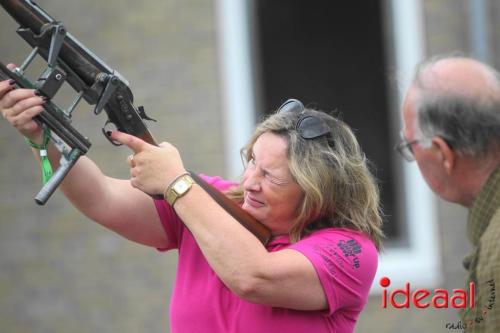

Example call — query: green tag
[39,149,53,184]
[25,128,53,184]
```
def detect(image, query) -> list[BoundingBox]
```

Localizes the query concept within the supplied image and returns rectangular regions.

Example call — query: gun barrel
[0,0,43,33]
[0,0,113,88]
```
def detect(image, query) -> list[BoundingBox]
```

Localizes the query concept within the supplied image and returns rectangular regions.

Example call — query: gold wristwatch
[164,174,195,206]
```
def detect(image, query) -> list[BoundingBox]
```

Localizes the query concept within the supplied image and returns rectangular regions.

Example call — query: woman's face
[241,132,304,235]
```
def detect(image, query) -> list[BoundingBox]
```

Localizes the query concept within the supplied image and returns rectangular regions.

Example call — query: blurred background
[0,0,498,332]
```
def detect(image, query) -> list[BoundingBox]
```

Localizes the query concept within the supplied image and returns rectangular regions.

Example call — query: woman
[0,75,383,332]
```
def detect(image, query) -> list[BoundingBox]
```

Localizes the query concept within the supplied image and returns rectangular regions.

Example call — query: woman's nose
[243,168,261,191]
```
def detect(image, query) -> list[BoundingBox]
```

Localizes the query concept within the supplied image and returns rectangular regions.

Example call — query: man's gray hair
[412,55,500,157]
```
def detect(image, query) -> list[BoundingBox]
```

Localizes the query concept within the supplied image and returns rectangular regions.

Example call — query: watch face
[174,179,189,193]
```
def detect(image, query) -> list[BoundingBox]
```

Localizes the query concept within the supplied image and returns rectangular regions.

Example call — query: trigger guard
[102,120,122,146]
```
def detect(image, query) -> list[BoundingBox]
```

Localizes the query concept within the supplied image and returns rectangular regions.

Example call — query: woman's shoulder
[296,227,378,263]
[306,227,375,243]
[289,227,378,292]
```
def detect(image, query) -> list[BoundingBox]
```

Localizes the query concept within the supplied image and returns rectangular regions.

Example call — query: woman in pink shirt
[0,82,383,333]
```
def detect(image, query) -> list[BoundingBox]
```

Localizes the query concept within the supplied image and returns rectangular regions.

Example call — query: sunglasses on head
[277,99,331,140]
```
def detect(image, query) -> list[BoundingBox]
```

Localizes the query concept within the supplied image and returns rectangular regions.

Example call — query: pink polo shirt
[154,175,378,333]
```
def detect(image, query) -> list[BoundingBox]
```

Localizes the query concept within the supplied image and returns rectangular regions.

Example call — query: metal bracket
[47,24,66,68]
[36,67,66,99]
[94,73,119,115]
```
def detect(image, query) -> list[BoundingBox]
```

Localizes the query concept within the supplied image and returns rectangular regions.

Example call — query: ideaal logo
[379,276,475,309]
[380,277,496,330]
[445,279,495,330]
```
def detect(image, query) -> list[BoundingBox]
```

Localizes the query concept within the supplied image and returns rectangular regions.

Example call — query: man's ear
[431,136,455,174]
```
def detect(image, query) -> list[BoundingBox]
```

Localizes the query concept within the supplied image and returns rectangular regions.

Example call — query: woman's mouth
[244,194,265,208]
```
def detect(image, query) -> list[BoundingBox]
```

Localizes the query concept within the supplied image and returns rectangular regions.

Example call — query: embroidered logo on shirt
[337,239,362,269]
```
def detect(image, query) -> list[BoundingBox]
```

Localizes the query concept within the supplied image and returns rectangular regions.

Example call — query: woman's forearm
[30,141,168,248]
[173,184,269,296]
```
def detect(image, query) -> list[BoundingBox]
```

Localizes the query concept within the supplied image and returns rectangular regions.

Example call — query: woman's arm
[0,83,170,249]
[61,156,168,248]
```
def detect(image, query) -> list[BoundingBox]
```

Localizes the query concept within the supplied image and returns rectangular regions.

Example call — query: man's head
[400,55,500,206]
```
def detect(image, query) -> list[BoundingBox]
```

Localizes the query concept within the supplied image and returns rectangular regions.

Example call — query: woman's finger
[1,88,38,110]
[11,104,44,129]
[10,95,45,117]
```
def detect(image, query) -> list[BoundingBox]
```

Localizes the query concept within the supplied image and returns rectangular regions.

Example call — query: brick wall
[1,1,498,332]
[0,1,222,332]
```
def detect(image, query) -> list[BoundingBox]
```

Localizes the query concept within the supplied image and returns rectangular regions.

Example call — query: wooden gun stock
[190,173,272,246]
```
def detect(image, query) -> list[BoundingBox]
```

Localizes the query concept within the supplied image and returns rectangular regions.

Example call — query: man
[397,55,500,332]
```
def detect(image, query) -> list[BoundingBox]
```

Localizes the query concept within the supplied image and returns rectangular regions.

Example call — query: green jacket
[461,167,500,332]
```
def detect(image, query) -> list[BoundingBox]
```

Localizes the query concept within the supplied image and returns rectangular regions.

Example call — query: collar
[266,234,291,249]
[467,166,500,245]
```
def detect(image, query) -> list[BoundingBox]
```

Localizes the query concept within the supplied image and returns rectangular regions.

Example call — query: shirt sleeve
[154,198,183,251]
[154,174,239,251]
[288,229,378,315]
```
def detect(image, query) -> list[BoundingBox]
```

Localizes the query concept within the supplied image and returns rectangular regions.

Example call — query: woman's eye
[265,174,281,186]
[268,173,291,186]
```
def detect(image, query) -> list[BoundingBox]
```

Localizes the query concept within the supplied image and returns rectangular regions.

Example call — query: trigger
[138,106,157,122]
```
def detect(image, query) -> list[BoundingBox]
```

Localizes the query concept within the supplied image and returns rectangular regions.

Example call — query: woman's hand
[0,64,45,144]
[110,131,187,196]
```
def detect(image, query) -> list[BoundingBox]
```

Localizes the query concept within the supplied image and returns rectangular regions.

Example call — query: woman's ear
[431,136,455,174]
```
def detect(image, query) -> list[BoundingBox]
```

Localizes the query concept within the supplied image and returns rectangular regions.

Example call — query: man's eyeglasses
[277,99,331,140]
[395,131,424,162]
[396,131,454,162]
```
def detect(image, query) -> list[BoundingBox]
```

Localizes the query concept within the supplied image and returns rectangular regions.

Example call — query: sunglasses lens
[277,98,330,140]
[278,99,304,114]
[297,115,330,139]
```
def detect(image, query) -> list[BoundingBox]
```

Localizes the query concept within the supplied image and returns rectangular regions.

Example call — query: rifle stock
[1,0,271,245]
[190,173,272,246]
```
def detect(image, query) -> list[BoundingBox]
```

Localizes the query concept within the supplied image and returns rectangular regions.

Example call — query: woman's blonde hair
[228,107,384,250]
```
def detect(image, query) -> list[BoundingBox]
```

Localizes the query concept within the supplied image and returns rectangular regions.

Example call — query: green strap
[25,128,53,184]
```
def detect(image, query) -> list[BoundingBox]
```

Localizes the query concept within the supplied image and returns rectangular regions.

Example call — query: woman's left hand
[110,131,187,195]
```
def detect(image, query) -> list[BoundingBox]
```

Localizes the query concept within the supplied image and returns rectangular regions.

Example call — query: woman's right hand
[0,78,46,144]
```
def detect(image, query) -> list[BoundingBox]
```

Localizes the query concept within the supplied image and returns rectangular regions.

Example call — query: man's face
[401,86,451,199]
